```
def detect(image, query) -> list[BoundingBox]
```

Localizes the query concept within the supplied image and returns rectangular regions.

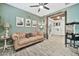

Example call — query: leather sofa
[12,32,44,50]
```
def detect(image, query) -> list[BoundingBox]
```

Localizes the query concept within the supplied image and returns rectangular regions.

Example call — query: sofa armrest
[12,34,18,41]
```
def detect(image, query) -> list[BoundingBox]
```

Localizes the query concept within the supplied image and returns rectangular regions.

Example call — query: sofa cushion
[25,33,32,38]
[15,32,26,38]
[18,38,31,45]
[32,32,37,36]
[37,32,43,36]
[36,36,43,39]
[29,36,43,42]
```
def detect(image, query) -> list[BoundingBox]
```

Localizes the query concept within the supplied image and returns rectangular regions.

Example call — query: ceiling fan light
[39,6,43,9]
[57,16,60,19]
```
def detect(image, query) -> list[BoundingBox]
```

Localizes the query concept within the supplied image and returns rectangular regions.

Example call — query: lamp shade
[4,22,10,28]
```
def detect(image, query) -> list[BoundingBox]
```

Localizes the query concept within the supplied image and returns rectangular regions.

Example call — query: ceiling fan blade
[30,5,39,7]
[44,3,48,5]
[43,6,49,10]
[38,8,40,12]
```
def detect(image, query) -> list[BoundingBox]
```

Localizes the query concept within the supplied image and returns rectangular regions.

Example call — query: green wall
[0,4,1,15]
[67,3,79,23]
[0,5,1,16]
[0,3,42,34]
[67,3,79,33]
[1,3,79,34]
[0,4,4,34]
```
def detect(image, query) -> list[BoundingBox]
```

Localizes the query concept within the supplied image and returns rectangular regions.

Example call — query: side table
[1,35,10,51]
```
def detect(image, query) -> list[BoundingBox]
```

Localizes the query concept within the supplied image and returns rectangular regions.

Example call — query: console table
[65,33,79,47]
[65,22,79,48]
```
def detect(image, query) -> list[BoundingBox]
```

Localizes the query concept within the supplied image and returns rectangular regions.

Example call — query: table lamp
[4,22,10,37]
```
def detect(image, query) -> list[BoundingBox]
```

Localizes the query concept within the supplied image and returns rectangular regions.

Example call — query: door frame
[45,11,67,39]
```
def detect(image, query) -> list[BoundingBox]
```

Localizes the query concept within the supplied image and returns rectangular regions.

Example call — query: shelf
[66,22,79,25]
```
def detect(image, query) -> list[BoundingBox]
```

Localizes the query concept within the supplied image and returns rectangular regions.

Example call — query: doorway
[46,11,67,39]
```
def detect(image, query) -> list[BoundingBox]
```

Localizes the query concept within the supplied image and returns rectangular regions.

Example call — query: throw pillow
[25,33,32,38]
[29,33,32,37]
[25,33,29,38]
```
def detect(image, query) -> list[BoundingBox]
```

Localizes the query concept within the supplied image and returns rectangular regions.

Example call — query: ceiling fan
[30,3,50,12]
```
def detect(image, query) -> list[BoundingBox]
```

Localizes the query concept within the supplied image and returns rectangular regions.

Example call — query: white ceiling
[7,3,76,17]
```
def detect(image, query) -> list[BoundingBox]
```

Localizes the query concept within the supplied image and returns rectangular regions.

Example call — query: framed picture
[32,20,37,27]
[16,17,24,27]
[25,19,31,27]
